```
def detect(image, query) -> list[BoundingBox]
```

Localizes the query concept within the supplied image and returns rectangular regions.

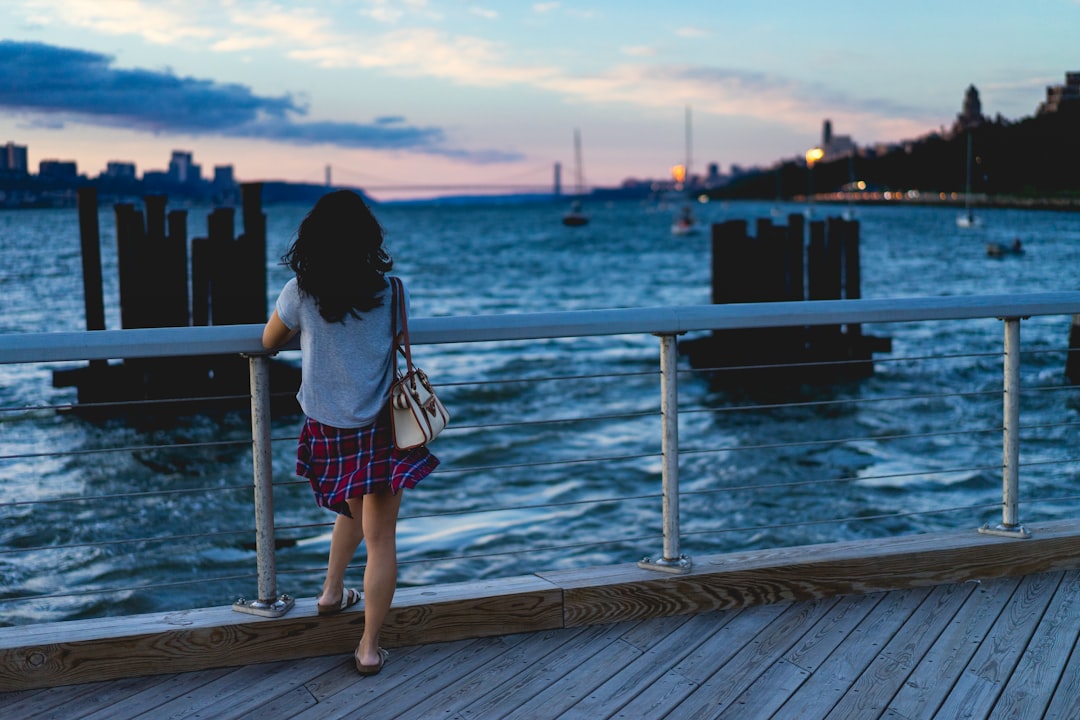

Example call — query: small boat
[986,238,1024,257]
[562,200,588,227]
[956,132,982,228]
[671,205,699,236]
[669,108,701,236]
[562,129,589,227]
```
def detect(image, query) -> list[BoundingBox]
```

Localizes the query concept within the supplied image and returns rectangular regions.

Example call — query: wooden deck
[5,568,1080,719]
[5,520,1080,719]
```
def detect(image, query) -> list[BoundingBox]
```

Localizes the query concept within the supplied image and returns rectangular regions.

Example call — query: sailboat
[562,129,589,227]
[956,132,982,228]
[670,106,701,236]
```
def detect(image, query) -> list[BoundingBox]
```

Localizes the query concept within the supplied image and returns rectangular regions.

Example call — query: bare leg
[318,502,365,607]
[356,484,404,667]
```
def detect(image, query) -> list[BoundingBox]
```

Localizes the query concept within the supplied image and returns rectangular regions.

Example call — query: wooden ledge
[538,519,1080,627]
[3,519,1079,691]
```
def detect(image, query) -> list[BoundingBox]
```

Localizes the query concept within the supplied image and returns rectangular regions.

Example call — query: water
[2,198,1079,625]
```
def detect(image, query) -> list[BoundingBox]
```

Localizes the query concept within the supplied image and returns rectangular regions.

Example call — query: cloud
[0,40,520,162]
[15,0,216,45]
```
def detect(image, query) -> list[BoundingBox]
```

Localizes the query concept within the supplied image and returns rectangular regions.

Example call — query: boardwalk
[6,568,1080,719]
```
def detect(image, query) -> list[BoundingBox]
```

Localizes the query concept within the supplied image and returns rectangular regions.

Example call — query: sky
[1,0,1078,200]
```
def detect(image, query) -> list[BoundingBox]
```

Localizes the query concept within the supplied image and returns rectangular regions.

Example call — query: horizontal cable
[682,348,1003,377]
[0,482,251,509]
[430,450,661,475]
[682,424,1001,457]
[0,572,257,604]
[0,527,252,556]
[434,367,659,388]
[681,463,1004,498]
[443,408,659,433]
[680,387,999,417]
[0,436,251,462]
[277,532,664,576]
[682,500,1001,539]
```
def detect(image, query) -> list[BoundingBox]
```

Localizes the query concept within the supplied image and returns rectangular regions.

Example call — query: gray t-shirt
[275,276,406,429]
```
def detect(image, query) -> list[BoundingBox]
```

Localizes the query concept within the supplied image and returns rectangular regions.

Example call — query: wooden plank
[770,586,931,718]
[617,603,787,718]
[720,593,886,720]
[887,574,1022,718]
[670,597,841,718]
[560,612,736,720]
[395,635,551,720]
[129,655,342,720]
[537,519,1080,628]
[932,571,1062,719]
[0,575,562,691]
[5,520,1080,693]
[301,641,454,705]
[785,591,885,671]
[452,623,634,719]
[75,668,235,720]
[561,613,730,720]
[499,634,644,720]
[1042,611,1080,719]
[2,674,174,720]
[718,659,811,720]
[991,569,1080,719]
[824,580,978,719]
[285,644,456,720]
[349,636,531,719]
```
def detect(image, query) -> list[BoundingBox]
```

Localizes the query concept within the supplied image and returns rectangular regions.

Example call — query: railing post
[233,353,296,616]
[639,333,692,573]
[979,317,1031,539]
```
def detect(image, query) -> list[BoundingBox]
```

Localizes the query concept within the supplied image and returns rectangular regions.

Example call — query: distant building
[821,119,856,161]
[1038,72,1080,115]
[213,165,234,187]
[704,162,724,188]
[39,159,78,180]
[955,85,985,131]
[168,150,201,184]
[2,142,28,175]
[104,161,136,180]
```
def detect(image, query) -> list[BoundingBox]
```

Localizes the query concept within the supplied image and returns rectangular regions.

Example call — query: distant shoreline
[794,192,1080,213]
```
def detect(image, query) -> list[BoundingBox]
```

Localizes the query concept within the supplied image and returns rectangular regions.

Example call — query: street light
[805,147,824,215]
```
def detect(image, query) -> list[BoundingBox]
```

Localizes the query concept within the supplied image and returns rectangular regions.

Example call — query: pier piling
[54,182,301,418]
[683,213,891,387]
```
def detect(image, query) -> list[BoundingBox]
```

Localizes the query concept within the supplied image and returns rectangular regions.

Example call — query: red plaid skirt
[297,409,439,516]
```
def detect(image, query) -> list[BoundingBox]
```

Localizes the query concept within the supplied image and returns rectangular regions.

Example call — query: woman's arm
[262,309,299,349]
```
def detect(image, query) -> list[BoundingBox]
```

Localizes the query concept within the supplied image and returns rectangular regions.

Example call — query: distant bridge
[355,184,561,193]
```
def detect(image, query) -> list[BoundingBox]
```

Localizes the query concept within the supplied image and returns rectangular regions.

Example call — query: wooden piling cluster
[53,185,300,418]
[681,213,891,387]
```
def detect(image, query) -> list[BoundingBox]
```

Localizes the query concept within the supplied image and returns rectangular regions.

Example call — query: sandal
[355,647,389,676]
[317,587,361,615]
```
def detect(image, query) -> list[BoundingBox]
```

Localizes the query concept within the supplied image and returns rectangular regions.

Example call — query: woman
[262,190,439,676]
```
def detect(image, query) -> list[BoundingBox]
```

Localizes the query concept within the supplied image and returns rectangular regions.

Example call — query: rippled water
[2,198,1079,624]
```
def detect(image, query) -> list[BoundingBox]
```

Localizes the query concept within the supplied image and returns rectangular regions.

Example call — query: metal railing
[3,292,1080,621]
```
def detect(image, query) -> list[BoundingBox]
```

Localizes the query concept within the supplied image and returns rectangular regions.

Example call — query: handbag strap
[389,276,414,374]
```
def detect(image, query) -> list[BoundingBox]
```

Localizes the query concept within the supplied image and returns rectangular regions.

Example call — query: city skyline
[1,1,1077,200]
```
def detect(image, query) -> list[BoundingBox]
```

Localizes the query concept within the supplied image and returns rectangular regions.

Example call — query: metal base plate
[232,594,295,617]
[978,523,1032,539]
[637,555,693,574]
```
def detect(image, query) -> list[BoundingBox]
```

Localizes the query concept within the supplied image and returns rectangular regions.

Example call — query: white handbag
[389,277,449,449]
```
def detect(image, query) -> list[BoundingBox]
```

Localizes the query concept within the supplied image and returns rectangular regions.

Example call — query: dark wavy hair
[281,190,393,323]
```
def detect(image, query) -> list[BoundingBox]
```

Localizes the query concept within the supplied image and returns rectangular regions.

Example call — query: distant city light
[805,147,824,167]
